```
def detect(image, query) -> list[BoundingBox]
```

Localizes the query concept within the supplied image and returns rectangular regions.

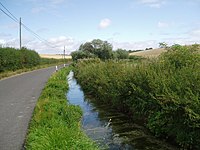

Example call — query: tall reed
[74,45,200,149]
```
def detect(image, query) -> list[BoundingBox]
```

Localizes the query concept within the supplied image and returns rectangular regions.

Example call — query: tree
[79,42,94,53]
[72,39,114,61]
[91,39,104,49]
[92,40,113,60]
[159,42,168,48]
[71,51,96,61]
[114,49,129,59]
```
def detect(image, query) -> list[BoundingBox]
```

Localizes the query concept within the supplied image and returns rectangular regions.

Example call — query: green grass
[25,67,98,150]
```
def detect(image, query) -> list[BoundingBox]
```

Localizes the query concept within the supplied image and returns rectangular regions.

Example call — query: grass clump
[25,67,98,150]
[74,44,200,149]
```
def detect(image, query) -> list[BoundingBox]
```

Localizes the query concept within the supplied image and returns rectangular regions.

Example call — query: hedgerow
[0,47,40,72]
[0,47,66,73]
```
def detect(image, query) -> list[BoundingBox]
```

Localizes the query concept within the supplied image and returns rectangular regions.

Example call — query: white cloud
[0,38,19,48]
[111,40,158,50]
[158,21,169,28]
[0,39,6,45]
[139,0,165,8]
[0,35,80,54]
[162,37,200,46]
[98,18,112,29]
[2,35,200,54]
[33,36,79,54]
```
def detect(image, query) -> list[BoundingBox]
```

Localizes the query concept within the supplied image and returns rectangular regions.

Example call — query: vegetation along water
[73,44,200,149]
[67,71,177,150]
[25,67,98,150]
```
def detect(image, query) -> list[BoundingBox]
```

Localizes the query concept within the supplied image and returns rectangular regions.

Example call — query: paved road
[0,66,57,150]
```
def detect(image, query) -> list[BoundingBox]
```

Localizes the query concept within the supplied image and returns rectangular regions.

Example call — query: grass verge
[0,63,64,80]
[25,67,98,150]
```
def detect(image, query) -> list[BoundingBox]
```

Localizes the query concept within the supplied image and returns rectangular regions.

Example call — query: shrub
[114,49,129,59]
[0,47,40,72]
[71,51,96,61]
[20,47,40,68]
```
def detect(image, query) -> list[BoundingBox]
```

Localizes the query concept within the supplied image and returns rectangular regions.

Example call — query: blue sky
[0,0,200,54]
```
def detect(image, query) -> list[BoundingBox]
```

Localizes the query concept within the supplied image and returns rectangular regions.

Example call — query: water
[67,71,177,150]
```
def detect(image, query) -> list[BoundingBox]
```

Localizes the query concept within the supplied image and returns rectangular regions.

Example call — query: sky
[0,0,200,54]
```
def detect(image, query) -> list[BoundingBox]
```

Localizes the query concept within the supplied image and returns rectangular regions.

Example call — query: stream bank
[67,71,177,150]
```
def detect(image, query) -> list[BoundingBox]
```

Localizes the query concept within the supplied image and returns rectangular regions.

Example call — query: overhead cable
[0,2,18,22]
[0,2,59,49]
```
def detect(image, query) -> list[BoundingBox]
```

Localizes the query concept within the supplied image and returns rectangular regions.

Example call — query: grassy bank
[0,63,62,80]
[74,44,200,149]
[25,67,98,150]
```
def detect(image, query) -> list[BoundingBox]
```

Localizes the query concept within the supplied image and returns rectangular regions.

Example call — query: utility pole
[64,46,65,67]
[19,17,22,49]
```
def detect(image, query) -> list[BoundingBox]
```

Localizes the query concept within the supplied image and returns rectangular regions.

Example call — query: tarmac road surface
[0,66,58,150]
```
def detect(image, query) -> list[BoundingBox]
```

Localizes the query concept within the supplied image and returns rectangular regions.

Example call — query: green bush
[20,47,40,68]
[71,51,96,61]
[114,49,129,59]
[0,47,66,73]
[0,47,40,72]
[74,44,200,149]
[40,58,64,65]
[129,55,144,61]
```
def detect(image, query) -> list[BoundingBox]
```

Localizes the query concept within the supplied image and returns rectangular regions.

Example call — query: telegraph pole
[19,17,22,49]
[64,46,65,67]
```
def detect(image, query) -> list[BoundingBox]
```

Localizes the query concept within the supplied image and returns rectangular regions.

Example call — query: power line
[21,22,58,49]
[0,7,18,23]
[21,23,60,49]
[0,2,18,22]
[0,2,59,49]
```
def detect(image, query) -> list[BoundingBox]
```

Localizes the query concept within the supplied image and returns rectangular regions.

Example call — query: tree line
[71,39,129,61]
[71,39,174,61]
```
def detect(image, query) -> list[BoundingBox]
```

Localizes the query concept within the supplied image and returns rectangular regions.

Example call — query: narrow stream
[67,71,177,150]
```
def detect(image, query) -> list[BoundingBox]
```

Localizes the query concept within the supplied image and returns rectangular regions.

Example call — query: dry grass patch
[129,48,167,58]
[40,54,72,59]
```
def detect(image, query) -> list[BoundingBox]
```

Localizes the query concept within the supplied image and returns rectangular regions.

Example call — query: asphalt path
[0,66,59,150]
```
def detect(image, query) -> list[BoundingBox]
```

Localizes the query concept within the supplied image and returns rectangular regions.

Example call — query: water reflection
[67,71,177,150]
